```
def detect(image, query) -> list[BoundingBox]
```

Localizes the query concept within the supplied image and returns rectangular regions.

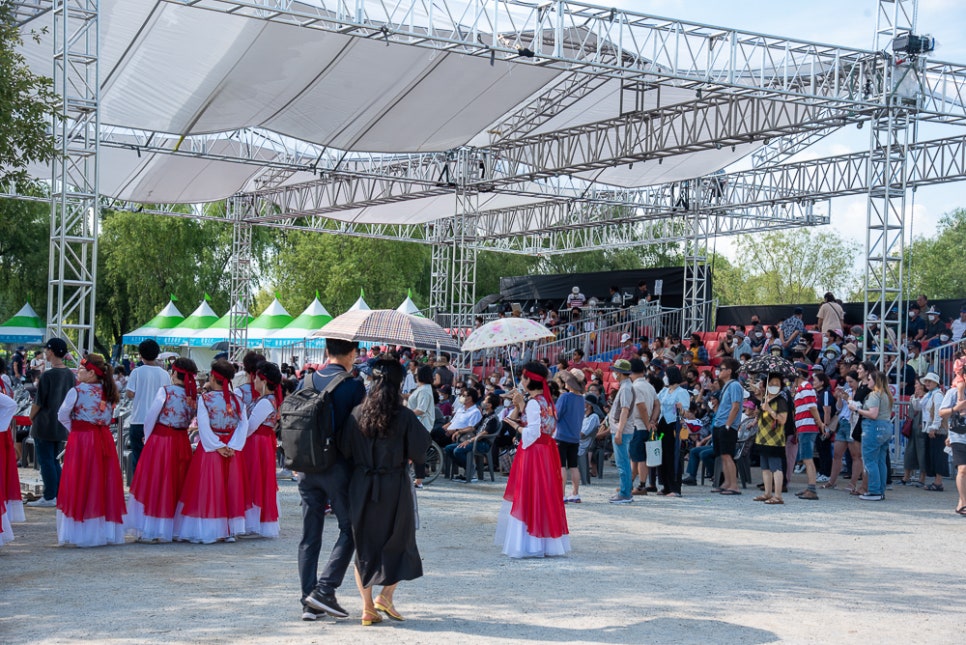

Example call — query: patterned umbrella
[313,309,459,352]
[461,318,555,352]
[740,353,797,379]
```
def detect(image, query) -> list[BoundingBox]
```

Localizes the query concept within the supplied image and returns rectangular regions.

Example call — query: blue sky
[609,0,966,265]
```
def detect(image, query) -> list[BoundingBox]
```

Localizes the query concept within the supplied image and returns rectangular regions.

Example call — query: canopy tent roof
[245,298,294,345]
[121,300,184,345]
[188,302,253,347]
[396,291,423,317]
[264,298,332,348]
[0,303,45,344]
[348,293,371,312]
[156,301,220,346]
[16,0,794,216]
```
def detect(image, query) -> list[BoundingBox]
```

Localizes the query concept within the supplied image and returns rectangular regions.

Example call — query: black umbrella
[740,353,797,380]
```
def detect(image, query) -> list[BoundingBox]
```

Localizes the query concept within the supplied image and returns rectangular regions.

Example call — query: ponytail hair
[83,353,120,404]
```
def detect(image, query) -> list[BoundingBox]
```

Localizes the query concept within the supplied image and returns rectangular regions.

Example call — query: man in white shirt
[125,340,173,475]
[434,388,482,448]
[566,286,586,309]
[951,306,966,342]
[29,350,46,376]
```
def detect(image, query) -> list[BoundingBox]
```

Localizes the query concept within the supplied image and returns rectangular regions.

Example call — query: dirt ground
[2,466,964,644]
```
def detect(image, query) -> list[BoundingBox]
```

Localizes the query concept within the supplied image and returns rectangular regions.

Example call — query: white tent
[155,300,220,346]
[348,291,371,312]
[0,303,45,344]
[188,301,252,347]
[396,290,423,317]
[265,298,332,348]
[245,298,294,346]
[121,300,185,345]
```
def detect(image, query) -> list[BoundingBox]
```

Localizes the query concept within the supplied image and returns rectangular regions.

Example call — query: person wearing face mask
[906,342,927,378]
[749,324,766,355]
[922,307,946,344]
[820,346,840,375]
[754,374,789,504]
[907,304,926,342]
[760,326,781,355]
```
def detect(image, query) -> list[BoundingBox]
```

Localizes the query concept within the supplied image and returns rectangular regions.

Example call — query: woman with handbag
[656,367,691,497]
[754,374,789,504]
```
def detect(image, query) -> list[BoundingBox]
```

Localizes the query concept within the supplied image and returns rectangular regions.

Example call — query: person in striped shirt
[793,363,826,500]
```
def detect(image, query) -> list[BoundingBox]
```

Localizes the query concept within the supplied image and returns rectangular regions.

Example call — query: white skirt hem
[0,510,13,546]
[56,512,125,547]
[124,498,175,542]
[494,501,570,558]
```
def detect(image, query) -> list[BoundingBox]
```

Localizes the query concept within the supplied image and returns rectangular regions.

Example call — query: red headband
[81,358,105,377]
[257,369,283,410]
[212,371,236,416]
[171,365,198,400]
[522,369,557,418]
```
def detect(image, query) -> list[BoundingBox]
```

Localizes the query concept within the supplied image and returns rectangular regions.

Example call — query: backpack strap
[301,369,352,394]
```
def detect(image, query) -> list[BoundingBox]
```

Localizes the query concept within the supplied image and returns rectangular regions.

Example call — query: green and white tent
[122,300,185,345]
[348,289,370,312]
[246,298,294,346]
[156,300,220,346]
[265,298,332,348]
[188,301,252,347]
[396,290,423,317]
[0,303,45,344]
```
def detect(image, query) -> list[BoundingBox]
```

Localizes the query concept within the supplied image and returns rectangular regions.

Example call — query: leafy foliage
[0,184,49,316]
[0,7,59,190]
[904,208,966,300]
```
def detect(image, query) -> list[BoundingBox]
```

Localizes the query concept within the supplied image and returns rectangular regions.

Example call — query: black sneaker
[305,590,349,618]
[302,604,325,621]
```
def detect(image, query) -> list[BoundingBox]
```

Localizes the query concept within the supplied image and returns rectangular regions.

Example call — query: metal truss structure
[47,0,99,354]
[227,195,254,359]
[8,0,966,361]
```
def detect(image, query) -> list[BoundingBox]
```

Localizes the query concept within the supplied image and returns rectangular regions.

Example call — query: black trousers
[658,419,682,495]
[297,460,354,600]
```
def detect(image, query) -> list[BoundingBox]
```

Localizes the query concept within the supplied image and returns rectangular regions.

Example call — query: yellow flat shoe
[361,610,383,626]
[374,597,405,621]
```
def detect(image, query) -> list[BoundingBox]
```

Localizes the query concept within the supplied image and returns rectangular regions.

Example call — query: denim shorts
[797,431,819,460]
[834,417,854,443]
[761,455,784,472]
[628,429,648,462]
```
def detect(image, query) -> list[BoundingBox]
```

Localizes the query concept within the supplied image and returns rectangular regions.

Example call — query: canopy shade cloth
[314,309,459,353]
[187,302,252,347]
[461,318,555,352]
[121,301,184,345]
[244,298,294,346]
[156,300,220,346]
[0,303,45,344]
[264,298,332,348]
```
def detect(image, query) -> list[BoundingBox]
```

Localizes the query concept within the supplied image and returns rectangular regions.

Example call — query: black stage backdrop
[498,267,702,310]
[716,298,966,330]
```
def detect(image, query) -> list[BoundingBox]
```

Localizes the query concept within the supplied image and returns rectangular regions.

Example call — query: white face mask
[765,332,772,339]
[825,352,835,359]
[941,335,951,342]
[767,385,781,395]
[755,332,763,338]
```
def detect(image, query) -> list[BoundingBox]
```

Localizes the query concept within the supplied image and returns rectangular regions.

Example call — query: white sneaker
[816,474,830,483]
[26,497,56,508]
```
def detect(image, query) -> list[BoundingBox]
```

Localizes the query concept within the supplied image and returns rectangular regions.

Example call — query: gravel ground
[2,466,964,644]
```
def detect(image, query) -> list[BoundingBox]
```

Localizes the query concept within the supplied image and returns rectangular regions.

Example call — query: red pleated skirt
[242,425,279,524]
[1,430,22,507]
[502,433,569,539]
[128,425,192,520]
[177,439,248,522]
[58,420,127,524]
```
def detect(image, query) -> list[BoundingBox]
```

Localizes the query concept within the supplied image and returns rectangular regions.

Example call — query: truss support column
[865,0,920,463]
[682,208,711,338]
[228,195,254,359]
[48,0,100,354]
[429,233,451,327]
[451,192,479,341]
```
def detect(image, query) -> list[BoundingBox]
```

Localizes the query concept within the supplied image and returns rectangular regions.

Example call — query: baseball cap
[793,361,811,374]
[44,337,68,358]
[793,307,804,315]
[611,359,632,374]
[620,333,632,343]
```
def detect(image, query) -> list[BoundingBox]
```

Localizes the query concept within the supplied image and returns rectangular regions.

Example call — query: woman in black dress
[340,359,430,626]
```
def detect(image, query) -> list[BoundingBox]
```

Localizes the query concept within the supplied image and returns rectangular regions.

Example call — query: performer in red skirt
[0,389,17,546]
[234,351,265,412]
[56,353,126,547]
[242,360,282,538]
[174,359,249,544]
[0,370,24,524]
[124,357,199,542]
[495,361,570,558]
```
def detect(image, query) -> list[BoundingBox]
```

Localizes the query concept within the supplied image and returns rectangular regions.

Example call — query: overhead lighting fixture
[892,33,935,56]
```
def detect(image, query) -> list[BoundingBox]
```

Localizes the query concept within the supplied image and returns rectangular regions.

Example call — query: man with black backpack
[295,338,366,622]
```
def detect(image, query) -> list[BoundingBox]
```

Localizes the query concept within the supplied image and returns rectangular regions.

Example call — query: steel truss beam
[683,213,712,337]
[228,195,254,357]
[48,0,99,353]
[162,0,966,122]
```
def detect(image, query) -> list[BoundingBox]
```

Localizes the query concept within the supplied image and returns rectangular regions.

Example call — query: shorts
[712,425,738,458]
[797,432,819,460]
[556,440,579,468]
[834,417,854,443]
[628,429,648,462]
[952,442,966,468]
[761,455,784,472]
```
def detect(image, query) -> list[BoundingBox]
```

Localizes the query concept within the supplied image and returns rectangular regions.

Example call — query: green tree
[0,184,49,316]
[904,208,966,300]
[727,229,859,304]
[0,7,58,189]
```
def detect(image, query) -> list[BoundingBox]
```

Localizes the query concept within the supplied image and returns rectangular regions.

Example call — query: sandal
[926,483,944,492]
[820,482,836,489]
[753,494,772,502]
[956,507,966,516]
[374,596,405,622]
[361,609,383,626]
[765,497,785,505]
[719,489,741,496]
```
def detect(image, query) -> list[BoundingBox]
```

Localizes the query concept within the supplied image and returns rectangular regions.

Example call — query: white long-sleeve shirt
[522,398,542,449]
[196,396,248,452]
[246,398,275,437]
[0,393,16,433]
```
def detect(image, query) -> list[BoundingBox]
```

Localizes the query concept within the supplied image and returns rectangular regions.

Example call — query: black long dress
[340,405,430,588]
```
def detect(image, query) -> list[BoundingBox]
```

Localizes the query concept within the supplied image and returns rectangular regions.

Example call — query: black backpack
[279,371,351,474]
